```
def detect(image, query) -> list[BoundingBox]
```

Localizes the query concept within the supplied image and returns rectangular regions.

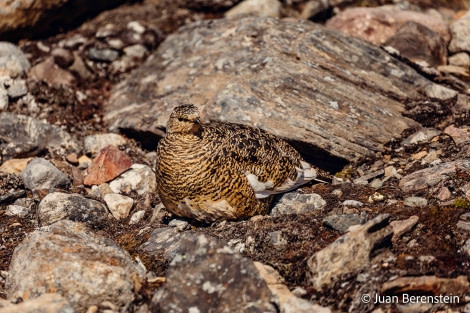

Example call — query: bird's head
[167,104,202,135]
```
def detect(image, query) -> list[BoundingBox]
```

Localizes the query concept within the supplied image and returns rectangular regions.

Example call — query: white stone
[109,164,156,195]
[5,205,30,217]
[129,210,146,225]
[225,0,281,18]
[104,193,134,220]
[342,199,363,207]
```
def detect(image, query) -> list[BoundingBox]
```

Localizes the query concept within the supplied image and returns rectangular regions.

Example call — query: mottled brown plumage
[155,104,320,222]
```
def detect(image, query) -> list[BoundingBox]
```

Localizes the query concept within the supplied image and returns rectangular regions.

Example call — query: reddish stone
[83,145,132,186]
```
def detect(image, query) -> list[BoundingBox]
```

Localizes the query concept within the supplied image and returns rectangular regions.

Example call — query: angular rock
[0,293,73,313]
[390,215,418,242]
[140,227,184,261]
[29,57,75,86]
[3,78,28,99]
[109,163,156,195]
[103,15,436,164]
[448,52,470,68]
[103,193,134,220]
[6,220,145,312]
[83,145,132,186]
[383,21,447,68]
[83,133,128,156]
[404,196,428,207]
[322,213,367,232]
[38,192,111,227]
[225,0,281,18]
[448,10,470,53]
[254,262,331,313]
[88,48,119,62]
[0,112,78,160]
[401,128,441,146]
[399,160,470,192]
[20,158,71,191]
[0,157,32,174]
[0,42,30,77]
[129,210,146,225]
[270,192,326,217]
[436,186,451,201]
[444,125,470,145]
[326,6,451,45]
[151,233,277,313]
[381,275,470,299]
[307,214,393,290]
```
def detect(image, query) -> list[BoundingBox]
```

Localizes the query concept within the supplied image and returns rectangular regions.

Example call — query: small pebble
[404,196,428,207]
[88,48,119,62]
[342,199,363,207]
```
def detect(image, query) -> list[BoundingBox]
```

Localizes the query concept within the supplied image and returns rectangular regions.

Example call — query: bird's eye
[178,117,183,122]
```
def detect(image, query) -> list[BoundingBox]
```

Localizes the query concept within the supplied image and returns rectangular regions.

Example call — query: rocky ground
[1,0,470,312]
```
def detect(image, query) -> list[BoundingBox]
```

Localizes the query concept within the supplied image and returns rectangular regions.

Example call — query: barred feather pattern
[155,104,319,222]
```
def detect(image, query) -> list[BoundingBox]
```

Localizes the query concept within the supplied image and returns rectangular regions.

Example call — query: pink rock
[326,6,451,46]
[83,145,132,186]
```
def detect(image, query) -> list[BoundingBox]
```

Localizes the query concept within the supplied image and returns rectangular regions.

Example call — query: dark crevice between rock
[287,138,348,174]
[119,127,164,151]
[3,0,142,42]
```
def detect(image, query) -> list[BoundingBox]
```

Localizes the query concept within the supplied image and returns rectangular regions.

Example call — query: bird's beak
[194,117,201,124]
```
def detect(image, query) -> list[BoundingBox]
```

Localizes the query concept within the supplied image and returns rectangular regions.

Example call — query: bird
[155,104,325,222]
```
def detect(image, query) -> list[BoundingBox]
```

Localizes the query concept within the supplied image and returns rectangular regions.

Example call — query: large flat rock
[104,16,441,165]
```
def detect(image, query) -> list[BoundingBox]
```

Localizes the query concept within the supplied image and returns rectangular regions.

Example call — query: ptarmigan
[156,104,324,222]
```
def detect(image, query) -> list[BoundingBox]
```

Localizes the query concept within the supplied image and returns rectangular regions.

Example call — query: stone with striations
[400,160,470,192]
[5,220,145,312]
[104,15,438,164]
